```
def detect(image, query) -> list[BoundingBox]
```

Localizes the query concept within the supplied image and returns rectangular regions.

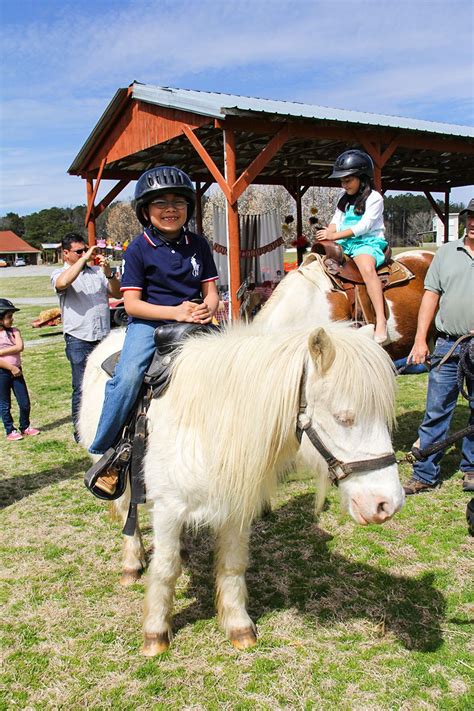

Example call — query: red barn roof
[0,231,40,253]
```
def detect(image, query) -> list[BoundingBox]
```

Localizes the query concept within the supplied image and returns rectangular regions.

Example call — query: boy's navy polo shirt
[120,228,218,322]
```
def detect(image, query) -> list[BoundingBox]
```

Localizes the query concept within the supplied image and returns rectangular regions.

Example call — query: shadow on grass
[0,457,91,509]
[38,415,72,433]
[172,493,445,653]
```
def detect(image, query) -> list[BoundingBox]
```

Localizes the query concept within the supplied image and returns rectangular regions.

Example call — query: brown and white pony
[254,250,434,361]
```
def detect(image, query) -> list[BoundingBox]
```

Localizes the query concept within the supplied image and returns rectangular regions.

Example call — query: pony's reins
[296,364,397,485]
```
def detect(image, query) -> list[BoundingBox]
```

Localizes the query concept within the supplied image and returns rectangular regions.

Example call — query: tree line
[0,192,467,250]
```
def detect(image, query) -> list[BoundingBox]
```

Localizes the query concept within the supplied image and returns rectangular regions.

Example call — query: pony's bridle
[296,365,397,486]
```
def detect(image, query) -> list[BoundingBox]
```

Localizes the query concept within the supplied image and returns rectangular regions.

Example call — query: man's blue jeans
[65,334,100,441]
[88,320,157,455]
[0,369,31,435]
[413,337,473,486]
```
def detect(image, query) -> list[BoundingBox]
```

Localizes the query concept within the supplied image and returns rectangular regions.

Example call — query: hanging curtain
[212,207,284,289]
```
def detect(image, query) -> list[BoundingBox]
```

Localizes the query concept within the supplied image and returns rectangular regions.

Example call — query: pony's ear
[308,327,336,374]
[358,324,375,339]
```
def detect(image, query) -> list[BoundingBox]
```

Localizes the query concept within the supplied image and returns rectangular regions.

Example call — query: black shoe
[462,472,474,492]
[404,477,438,495]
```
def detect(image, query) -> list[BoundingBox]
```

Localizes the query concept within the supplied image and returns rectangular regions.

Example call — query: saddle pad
[384,259,415,289]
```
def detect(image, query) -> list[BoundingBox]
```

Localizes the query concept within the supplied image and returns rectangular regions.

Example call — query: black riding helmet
[134,166,196,226]
[0,298,20,318]
[330,149,374,179]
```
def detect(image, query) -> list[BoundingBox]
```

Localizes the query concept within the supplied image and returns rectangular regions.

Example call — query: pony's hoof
[230,627,258,650]
[141,632,170,656]
[120,569,142,586]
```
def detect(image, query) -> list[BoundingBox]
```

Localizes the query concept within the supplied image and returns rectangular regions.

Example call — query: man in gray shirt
[51,233,121,442]
[404,199,474,494]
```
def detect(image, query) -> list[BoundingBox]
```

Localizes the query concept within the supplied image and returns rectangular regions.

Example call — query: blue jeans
[65,334,100,441]
[89,320,157,454]
[413,337,473,485]
[393,357,429,375]
[0,368,31,435]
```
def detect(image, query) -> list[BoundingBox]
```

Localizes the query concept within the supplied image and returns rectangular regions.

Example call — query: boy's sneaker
[22,427,40,436]
[6,430,23,441]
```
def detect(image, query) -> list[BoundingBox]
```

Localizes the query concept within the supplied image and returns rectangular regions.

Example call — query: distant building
[433,213,460,245]
[41,243,62,263]
[0,231,41,265]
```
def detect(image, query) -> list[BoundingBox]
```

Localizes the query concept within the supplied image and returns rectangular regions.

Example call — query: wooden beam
[224,129,242,320]
[84,157,107,225]
[94,179,130,217]
[195,181,203,235]
[444,190,450,243]
[181,124,232,202]
[231,125,290,202]
[217,116,474,154]
[424,191,444,222]
[296,188,304,265]
[86,178,96,246]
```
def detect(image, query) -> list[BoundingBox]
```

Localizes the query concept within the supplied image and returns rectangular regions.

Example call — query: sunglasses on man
[67,248,87,255]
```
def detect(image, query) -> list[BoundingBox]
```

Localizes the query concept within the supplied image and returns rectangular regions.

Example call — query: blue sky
[0,0,473,216]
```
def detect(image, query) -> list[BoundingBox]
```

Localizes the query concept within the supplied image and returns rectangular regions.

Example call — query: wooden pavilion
[69,83,474,318]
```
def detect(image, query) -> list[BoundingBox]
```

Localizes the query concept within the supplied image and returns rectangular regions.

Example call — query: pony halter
[296,364,397,486]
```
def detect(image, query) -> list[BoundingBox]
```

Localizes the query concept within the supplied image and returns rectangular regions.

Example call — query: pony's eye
[334,411,355,427]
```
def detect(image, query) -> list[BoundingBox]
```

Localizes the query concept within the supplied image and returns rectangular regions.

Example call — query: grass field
[1,275,473,710]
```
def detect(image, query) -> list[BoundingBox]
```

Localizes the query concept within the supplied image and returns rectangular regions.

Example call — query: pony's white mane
[165,321,396,524]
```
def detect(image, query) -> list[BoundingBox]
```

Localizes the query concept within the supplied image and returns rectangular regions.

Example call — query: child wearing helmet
[316,149,388,344]
[87,167,219,490]
[0,299,40,440]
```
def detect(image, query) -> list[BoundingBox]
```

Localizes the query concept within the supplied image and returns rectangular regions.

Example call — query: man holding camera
[51,233,121,442]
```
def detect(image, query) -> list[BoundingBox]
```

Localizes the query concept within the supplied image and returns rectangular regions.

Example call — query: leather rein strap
[296,364,397,486]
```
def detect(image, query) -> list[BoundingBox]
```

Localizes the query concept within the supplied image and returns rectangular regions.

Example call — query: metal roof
[131,83,474,138]
[69,82,474,192]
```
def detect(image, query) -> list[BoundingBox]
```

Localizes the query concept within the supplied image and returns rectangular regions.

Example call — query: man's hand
[407,340,430,365]
[10,365,22,377]
[97,254,112,277]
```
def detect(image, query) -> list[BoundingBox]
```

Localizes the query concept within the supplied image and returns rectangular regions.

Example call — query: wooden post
[296,188,304,265]
[224,129,241,321]
[195,181,203,235]
[373,163,382,193]
[444,190,450,243]
[86,178,96,246]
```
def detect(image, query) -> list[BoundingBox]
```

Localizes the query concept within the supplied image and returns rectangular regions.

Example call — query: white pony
[79,322,404,655]
[254,253,336,332]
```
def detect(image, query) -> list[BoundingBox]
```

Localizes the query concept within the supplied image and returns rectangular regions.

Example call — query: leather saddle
[101,322,218,398]
[311,241,415,326]
[84,322,217,517]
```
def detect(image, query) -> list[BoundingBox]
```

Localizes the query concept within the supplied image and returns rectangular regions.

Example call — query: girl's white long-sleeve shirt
[331,190,385,238]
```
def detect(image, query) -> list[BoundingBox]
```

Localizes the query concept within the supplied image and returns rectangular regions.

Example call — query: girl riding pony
[316,149,388,344]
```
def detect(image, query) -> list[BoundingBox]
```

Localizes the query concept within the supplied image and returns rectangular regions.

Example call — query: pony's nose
[373,499,394,523]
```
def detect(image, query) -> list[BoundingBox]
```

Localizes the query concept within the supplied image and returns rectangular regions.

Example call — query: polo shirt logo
[190,254,200,277]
